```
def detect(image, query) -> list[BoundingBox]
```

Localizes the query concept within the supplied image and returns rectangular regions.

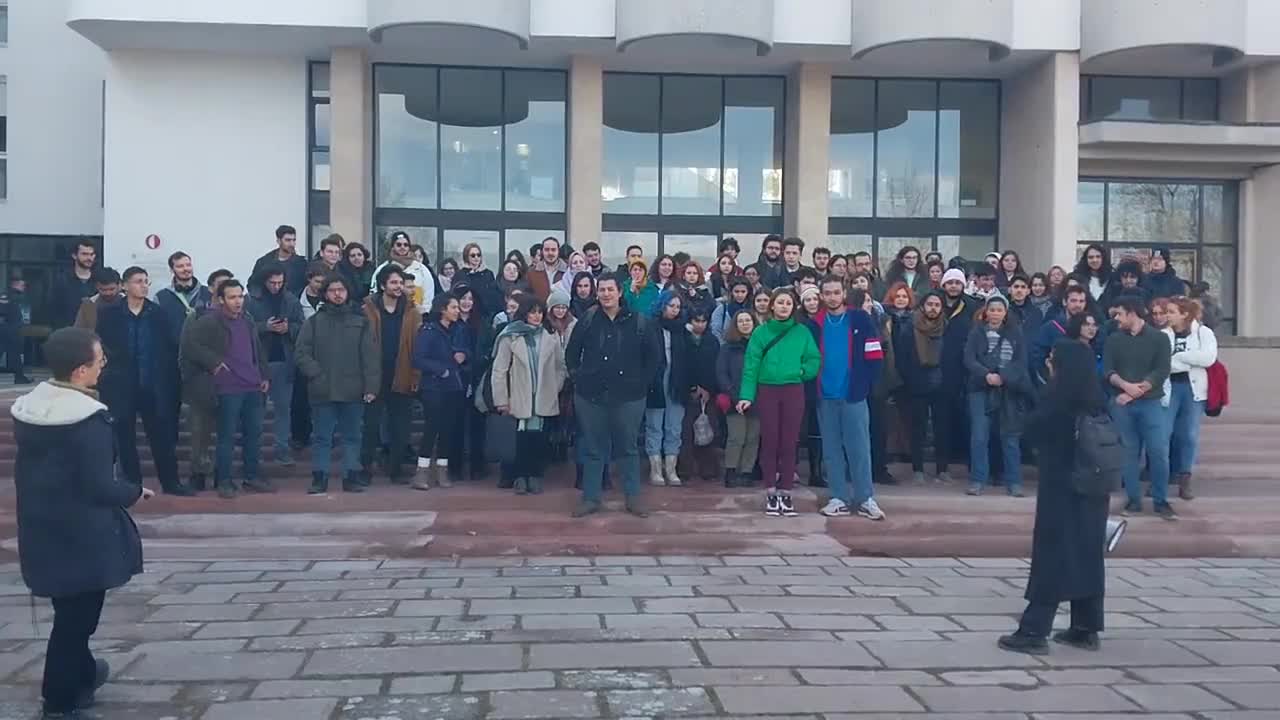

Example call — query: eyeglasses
[467,253,481,259]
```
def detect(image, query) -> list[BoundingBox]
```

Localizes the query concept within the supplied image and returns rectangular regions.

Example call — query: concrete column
[998,52,1080,272]
[1233,61,1280,336]
[567,55,603,247]
[783,63,831,242]
[329,47,373,246]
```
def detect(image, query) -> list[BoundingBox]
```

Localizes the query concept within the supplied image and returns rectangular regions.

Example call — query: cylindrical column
[329,47,373,246]
[783,63,832,243]
[567,55,604,247]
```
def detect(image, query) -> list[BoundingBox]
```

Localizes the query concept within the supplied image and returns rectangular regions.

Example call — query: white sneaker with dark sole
[820,498,851,517]
[857,498,886,521]
[778,494,798,517]
[764,493,781,517]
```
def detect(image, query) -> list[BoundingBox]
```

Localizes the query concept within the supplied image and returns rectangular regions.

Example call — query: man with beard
[370,230,435,312]
[852,251,886,300]
[178,269,234,492]
[360,266,421,485]
[50,240,99,330]
[251,225,308,295]
[247,265,305,468]
[74,268,122,330]
[156,251,213,341]
[582,242,608,279]
[1031,285,1091,386]
[756,235,788,289]
[938,268,979,469]
[527,236,569,301]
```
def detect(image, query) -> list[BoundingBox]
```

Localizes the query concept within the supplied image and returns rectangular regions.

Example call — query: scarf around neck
[498,320,543,409]
[912,310,945,368]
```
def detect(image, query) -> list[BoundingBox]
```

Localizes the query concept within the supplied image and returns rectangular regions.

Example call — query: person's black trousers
[3,322,24,376]
[291,369,312,446]
[1017,595,1104,638]
[908,392,950,474]
[113,390,180,491]
[447,402,488,479]
[42,590,106,713]
[868,393,890,478]
[418,390,464,461]
[502,429,549,480]
[361,391,413,479]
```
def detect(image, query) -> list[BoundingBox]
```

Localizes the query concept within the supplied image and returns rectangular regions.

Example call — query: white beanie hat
[941,268,967,286]
[547,288,570,309]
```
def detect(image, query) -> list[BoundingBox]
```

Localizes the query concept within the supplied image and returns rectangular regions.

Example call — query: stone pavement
[0,556,1278,718]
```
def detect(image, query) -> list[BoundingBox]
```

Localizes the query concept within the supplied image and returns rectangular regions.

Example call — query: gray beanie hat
[548,288,571,310]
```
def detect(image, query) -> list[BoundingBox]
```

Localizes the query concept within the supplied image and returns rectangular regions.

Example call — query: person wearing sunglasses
[370,231,436,314]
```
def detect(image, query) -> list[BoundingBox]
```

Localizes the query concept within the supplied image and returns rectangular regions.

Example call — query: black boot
[308,471,328,495]
[528,476,544,495]
[574,464,583,490]
[723,469,738,488]
[356,467,373,487]
[163,480,197,497]
[997,633,1049,656]
[342,471,366,493]
[189,473,207,492]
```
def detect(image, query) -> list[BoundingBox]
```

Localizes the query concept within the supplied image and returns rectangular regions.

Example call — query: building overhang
[614,0,773,56]
[1081,0,1248,73]
[849,0,1014,62]
[1079,120,1280,170]
[366,0,530,49]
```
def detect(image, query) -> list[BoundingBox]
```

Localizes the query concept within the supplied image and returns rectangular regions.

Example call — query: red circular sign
[145,234,162,250]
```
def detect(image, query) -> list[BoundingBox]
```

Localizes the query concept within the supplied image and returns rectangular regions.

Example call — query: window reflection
[876,81,937,218]
[1077,182,1105,242]
[829,79,875,218]
[663,234,718,272]
[505,229,564,263]
[936,235,996,263]
[876,237,930,275]
[505,71,566,212]
[440,68,502,210]
[661,76,722,215]
[1107,183,1199,244]
[603,74,660,214]
[443,230,500,271]
[376,66,439,209]
[826,235,873,258]
[374,226,437,265]
[1202,184,1237,245]
[600,232,658,264]
[938,82,998,219]
[1084,76,1219,122]
[724,78,784,216]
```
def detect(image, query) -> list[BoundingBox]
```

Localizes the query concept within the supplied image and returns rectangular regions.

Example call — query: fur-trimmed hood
[10,381,107,427]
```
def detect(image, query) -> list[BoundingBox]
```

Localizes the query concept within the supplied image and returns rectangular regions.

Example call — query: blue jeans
[215,391,264,483]
[1167,381,1203,475]
[644,402,685,456]
[967,393,1023,492]
[816,398,873,506]
[1111,396,1172,505]
[267,361,294,458]
[312,401,364,475]
[577,394,645,503]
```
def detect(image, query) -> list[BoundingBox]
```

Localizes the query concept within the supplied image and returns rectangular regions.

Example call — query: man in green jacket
[295,275,380,494]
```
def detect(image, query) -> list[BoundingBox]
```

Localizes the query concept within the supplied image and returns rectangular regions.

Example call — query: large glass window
[602,73,785,264]
[1083,76,1219,122]
[829,77,999,266]
[1077,178,1238,332]
[370,65,566,266]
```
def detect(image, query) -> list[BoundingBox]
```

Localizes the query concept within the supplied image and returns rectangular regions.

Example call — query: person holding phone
[13,327,154,718]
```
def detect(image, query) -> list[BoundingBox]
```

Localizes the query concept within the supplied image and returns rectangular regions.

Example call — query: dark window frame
[1079,176,1239,331]
[1081,75,1220,123]
[307,62,331,254]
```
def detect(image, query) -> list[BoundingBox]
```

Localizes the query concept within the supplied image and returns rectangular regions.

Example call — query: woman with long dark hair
[1073,244,1112,304]
[498,259,530,300]
[963,296,1033,497]
[710,252,741,301]
[883,246,931,298]
[340,242,374,303]
[1163,296,1217,501]
[458,242,502,321]
[438,258,459,293]
[650,254,678,292]
[445,286,492,483]
[411,293,468,490]
[491,295,568,495]
[1029,272,1056,318]
[999,339,1109,656]
[996,250,1024,289]
[569,272,597,319]
[645,293,694,486]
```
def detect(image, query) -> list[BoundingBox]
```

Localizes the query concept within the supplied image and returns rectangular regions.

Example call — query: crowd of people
[33,229,1221,520]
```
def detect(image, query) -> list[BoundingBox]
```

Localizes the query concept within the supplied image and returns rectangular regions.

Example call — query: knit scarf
[497,320,544,428]
[912,310,945,368]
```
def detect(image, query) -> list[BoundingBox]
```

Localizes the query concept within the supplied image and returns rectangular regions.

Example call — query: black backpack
[1071,412,1125,497]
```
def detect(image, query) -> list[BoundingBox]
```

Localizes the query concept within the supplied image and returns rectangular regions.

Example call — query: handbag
[484,413,519,463]
[692,399,715,447]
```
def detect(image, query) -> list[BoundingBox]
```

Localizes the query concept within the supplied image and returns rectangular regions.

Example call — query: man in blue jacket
[1031,285,1090,386]
[13,327,152,718]
[811,276,885,520]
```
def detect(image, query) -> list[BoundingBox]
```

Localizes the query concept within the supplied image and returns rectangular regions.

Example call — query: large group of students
[40,227,1222,520]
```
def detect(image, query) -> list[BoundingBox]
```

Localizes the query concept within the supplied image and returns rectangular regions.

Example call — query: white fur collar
[10,382,107,427]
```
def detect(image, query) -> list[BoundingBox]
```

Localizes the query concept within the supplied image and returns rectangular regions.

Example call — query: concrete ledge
[615,0,774,55]
[1081,0,1248,66]
[850,0,1014,61]
[366,0,530,47]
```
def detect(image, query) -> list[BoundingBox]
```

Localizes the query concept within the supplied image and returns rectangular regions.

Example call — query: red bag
[716,393,732,415]
[1205,360,1229,417]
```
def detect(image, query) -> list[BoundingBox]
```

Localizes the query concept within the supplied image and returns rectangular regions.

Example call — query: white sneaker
[820,498,851,517]
[857,498,886,521]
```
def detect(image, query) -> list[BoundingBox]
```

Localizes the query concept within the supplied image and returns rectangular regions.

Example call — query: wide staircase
[1,391,1278,559]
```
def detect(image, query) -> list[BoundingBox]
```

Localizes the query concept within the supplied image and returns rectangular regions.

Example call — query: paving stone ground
[0,556,1278,718]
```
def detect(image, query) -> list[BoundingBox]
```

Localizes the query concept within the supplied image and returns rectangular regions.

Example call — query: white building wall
[102,51,307,282]
[0,0,106,236]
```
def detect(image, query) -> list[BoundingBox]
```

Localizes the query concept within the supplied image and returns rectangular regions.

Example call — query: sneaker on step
[857,498,886,521]
[966,483,983,496]
[1154,502,1179,521]
[778,494,798,517]
[1121,499,1142,516]
[937,471,954,484]
[819,498,850,517]
[912,471,926,485]
[764,493,781,517]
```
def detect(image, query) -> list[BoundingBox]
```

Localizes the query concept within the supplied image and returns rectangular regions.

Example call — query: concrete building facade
[1,1,1277,334]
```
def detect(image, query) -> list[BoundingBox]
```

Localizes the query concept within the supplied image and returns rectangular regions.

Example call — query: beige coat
[491,329,567,420]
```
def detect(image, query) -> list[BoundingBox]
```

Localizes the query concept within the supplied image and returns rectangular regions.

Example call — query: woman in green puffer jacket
[736,287,821,518]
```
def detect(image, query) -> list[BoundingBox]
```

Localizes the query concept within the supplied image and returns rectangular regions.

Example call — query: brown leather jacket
[362,294,422,395]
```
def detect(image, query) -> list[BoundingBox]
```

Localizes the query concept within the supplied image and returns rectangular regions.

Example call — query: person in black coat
[95,267,194,496]
[678,307,722,482]
[12,328,151,717]
[646,292,696,486]
[999,339,1109,655]
[1142,247,1188,300]
[938,269,979,468]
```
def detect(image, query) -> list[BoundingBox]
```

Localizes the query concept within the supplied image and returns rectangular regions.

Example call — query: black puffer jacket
[13,382,143,598]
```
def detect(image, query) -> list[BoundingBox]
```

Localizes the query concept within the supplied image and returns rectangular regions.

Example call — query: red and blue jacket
[810,308,884,404]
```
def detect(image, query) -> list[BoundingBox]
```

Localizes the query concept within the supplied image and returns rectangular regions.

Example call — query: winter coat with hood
[155,282,213,342]
[13,382,143,598]
[413,319,469,395]
[295,302,381,403]
[370,258,436,313]
[1144,266,1188,300]
[940,293,979,389]
[362,294,423,396]
[647,318,696,409]
[490,325,567,420]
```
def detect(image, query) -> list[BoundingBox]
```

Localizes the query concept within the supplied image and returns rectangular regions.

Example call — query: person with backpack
[737,288,821,517]
[1162,296,1218,501]
[999,339,1113,656]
